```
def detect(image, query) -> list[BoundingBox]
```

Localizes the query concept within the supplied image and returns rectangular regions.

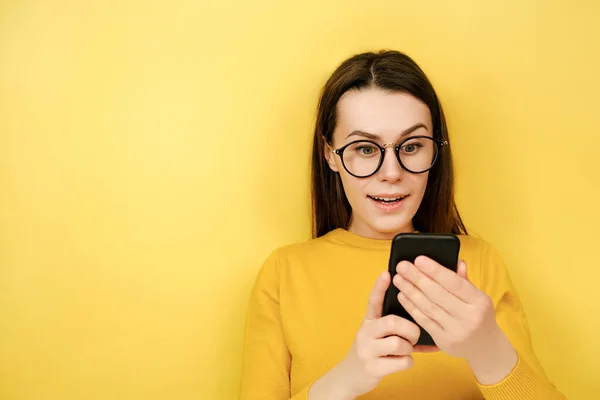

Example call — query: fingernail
[397,262,408,273]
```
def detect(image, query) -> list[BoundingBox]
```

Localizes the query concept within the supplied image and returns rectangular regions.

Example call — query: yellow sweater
[239,228,565,399]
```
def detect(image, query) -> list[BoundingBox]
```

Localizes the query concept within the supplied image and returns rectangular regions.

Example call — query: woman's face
[325,87,433,240]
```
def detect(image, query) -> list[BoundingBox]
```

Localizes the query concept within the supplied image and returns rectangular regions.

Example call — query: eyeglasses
[326,135,447,178]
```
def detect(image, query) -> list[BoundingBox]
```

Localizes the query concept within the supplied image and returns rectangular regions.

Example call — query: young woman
[239,50,565,399]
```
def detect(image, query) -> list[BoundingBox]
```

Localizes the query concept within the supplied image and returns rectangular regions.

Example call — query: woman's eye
[356,146,377,155]
[401,143,422,154]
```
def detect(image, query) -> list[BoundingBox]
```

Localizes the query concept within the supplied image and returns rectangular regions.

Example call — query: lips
[367,194,409,212]
[368,195,408,203]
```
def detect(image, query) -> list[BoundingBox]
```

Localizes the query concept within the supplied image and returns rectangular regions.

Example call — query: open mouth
[368,195,408,204]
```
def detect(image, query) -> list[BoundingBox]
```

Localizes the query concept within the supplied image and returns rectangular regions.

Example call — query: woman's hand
[393,256,518,383]
[309,271,420,400]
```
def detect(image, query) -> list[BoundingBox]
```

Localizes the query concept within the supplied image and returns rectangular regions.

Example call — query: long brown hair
[311,50,467,238]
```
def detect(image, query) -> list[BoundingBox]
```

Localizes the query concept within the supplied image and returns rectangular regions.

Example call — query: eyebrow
[345,123,429,141]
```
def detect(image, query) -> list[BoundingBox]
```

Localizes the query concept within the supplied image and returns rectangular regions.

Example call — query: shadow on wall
[253,67,320,246]
[451,72,574,396]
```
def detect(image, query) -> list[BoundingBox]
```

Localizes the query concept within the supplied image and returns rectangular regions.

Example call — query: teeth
[372,196,405,202]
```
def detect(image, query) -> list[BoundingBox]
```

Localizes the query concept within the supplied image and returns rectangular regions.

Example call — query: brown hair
[311,50,467,238]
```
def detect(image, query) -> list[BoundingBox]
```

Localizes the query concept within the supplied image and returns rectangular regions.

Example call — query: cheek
[338,174,368,202]
[409,173,429,198]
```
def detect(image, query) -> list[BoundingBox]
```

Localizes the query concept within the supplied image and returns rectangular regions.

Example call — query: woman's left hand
[393,256,502,359]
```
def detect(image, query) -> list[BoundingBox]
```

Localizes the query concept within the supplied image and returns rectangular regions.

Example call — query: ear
[323,139,340,172]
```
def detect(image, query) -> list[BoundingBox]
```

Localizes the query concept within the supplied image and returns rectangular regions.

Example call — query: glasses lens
[399,136,438,173]
[342,141,382,177]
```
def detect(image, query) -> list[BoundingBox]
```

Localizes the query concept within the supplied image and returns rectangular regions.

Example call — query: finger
[394,275,453,328]
[371,335,413,357]
[456,259,468,280]
[365,271,390,321]
[413,345,440,353]
[413,256,479,303]
[397,291,444,338]
[370,315,421,345]
[370,355,414,377]
[395,261,465,315]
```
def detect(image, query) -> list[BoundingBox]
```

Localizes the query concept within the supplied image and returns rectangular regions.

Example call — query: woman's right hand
[309,271,421,400]
[342,270,421,397]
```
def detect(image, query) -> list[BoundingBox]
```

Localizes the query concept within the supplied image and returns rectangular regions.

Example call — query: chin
[366,216,414,237]
[357,195,421,236]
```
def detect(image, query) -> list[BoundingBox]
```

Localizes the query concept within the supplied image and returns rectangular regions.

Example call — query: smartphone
[382,232,461,346]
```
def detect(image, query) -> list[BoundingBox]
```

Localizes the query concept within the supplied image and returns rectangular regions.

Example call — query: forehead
[334,88,432,140]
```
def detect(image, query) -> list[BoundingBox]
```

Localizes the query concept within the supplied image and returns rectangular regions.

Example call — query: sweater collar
[323,228,394,251]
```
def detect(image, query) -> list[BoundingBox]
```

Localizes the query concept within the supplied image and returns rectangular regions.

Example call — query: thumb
[365,271,390,321]
[457,260,469,281]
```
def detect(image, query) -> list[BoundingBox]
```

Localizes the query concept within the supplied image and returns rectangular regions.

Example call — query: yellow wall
[1,1,598,399]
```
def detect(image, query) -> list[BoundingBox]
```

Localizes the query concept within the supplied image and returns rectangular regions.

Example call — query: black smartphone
[382,232,461,346]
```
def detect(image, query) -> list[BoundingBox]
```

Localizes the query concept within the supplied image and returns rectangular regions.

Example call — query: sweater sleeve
[239,251,311,400]
[476,242,566,399]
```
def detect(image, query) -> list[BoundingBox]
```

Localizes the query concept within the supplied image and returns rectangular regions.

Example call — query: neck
[347,216,415,240]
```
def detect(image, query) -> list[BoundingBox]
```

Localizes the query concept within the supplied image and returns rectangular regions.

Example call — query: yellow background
[1,1,598,399]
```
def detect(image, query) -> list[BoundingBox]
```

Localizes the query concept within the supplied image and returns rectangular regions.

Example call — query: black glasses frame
[327,135,448,178]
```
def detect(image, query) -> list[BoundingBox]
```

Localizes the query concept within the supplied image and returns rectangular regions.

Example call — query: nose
[377,147,405,182]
